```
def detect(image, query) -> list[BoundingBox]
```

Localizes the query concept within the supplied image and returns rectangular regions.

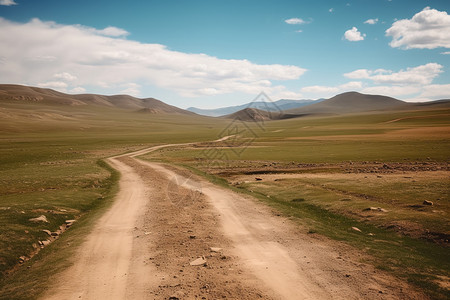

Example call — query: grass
[140,107,450,299]
[1,100,449,298]
[0,159,120,300]
[0,103,227,298]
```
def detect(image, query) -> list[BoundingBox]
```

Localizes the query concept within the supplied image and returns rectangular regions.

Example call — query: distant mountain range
[187,99,324,117]
[224,92,450,121]
[1,84,449,121]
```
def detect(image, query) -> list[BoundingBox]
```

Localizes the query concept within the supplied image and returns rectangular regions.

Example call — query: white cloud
[339,81,363,90]
[418,84,450,99]
[295,30,303,33]
[441,51,450,55]
[344,63,442,85]
[344,69,371,79]
[120,83,141,97]
[300,81,363,97]
[90,26,129,37]
[344,27,366,41]
[54,72,77,81]
[0,18,307,98]
[69,87,86,94]
[364,18,379,25]
[37,81,69,90]
[386,7,450,49]
[329,8,334,13]
[343,63,447,101]
[361,85,421,97]
[297,81,358,99]
[0,0,17,6]
[285,18,307,25]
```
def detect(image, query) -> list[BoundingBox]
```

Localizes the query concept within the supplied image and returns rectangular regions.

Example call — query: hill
[224,108,284,121]
[284,92,410,115]
[0,84,194,115]
[188,99,321,117]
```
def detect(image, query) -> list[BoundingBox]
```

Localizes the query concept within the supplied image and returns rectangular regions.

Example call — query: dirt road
[42,143,425,299]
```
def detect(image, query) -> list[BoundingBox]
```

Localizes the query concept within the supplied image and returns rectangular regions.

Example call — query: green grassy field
[142,107,450,299]
[0,103,227,299]
[1,101,449,299]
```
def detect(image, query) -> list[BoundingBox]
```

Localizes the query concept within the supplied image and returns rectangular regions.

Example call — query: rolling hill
[0,84,194,115]
[284,92,410,115]
[224,108,282,121]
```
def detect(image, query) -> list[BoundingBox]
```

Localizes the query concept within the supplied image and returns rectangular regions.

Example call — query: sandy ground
[41,144,427,300]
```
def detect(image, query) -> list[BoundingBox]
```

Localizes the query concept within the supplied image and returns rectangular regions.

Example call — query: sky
[0,0,449,109]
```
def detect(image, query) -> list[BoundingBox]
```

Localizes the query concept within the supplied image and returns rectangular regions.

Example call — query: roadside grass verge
[144,161,450,300]
[139,108,450,299]
[0,159,119,300]
[0,106,225,298]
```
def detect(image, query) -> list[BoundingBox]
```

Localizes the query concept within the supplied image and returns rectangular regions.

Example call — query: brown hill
[0,84,194,115]
[225,108,284,121]
[285,92,410,115]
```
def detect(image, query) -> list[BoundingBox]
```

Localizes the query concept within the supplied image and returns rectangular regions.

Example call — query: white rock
[29,215,49,223]
[351,227,362,233]
[190,256,207,266]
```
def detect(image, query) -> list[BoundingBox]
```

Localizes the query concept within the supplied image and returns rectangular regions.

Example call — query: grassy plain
[0,99,449,299]
[0,102,226,299]
[142,107,450,299]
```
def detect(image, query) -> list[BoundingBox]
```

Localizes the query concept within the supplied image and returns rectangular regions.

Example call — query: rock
[210,247,222,253]
[51,232,59,237]
[29,215,49,223]
[351,227,362,233]
[41,240,51,246]
[255,177,262,181]
[65,219,76,226]
[363,207,388,212]
[19,256,26,263]
[423,200,433,206]
[190,256,207,266]
[42,229,52,236]
[169,291,185,299]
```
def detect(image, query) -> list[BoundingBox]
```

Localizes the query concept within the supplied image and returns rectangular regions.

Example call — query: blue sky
[0,0,449,108]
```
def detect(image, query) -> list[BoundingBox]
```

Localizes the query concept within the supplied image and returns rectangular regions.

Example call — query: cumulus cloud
[418,84,450,99]
[344,27,366,41]
[285,18,307,25]
[90,26,129,37]
[299,81,363,98]
[0,18,307,98]
[120,83,141,97]
[440,51,450,55]
[0,0,17,6]
[69,87,86,94]
[343,63,443,85]
[38,81,69,89]
[386,7,450,49]
[54,72,77,81]
[364,18,379,25]
[361,85,421,97]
